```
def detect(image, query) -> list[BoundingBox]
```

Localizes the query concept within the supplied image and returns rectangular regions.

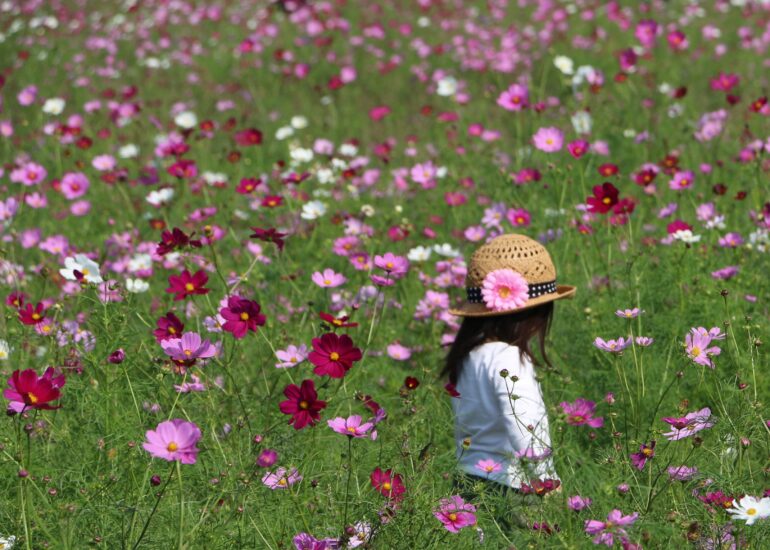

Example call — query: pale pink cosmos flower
[374,253,409,278]
[568,495,592,511]
[262,467,302,489]
[669,170,694,191]
[593,337,632,353]
[275,344,309,368]
[718,232,743,248]
[60,172,89,200]
[143,419,202,464]
[174,374,206,393]
[615,308,643,319]
[91,154,116,171]
[410,161,437,186]
[474,458,502,475]
[635,336,654,347]
[311,268,347,288]
[684,328,722,368]
[584,509,638,546]
[532,127,564,153]
[668,465,699,481]
[434,495,477,533]
[481,269,529,312]
[327,414,374,438]
[160,332,218,362]
[662,407,714,440]
[386,343,411,361]
[514,447,552,462]
[17,85,37,106]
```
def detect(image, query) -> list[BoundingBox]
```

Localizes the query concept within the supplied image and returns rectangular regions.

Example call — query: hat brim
[448,285,577,317]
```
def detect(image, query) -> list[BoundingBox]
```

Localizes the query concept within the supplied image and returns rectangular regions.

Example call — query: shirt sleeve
[490,344,558,480]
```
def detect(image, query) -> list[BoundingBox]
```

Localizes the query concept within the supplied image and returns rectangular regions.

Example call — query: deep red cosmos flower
[249,227,287,251]
[586,182,620,214]
[519,478,561,497]
[236,178,262,194]
[18,302,46,325]
[444,383,461,398]
[166,269,209,301]
[319,312,359,329]
[6,291,26,309]
[749,96,767,112]
[597,163,619,177]
[667,219,692,234]
[156,227,202,256]
[4,368,66,412]
[309,333,363,378]
[634,169,657,186]
[219,296,266,339]
[167,159,197,179]
[234,128,263,146]
[404,376,420,390]
[278,379,327,430]
[370,467,406,502]
[153,311,185,343]
[261,195,283,208]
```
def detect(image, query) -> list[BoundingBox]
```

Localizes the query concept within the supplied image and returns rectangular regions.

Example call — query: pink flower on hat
[481,269,529,311]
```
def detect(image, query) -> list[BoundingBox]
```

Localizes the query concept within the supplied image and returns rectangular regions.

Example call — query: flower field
[1,0,769,548]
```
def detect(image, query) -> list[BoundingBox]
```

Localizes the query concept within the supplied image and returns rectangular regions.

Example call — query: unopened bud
[499,369,509,378]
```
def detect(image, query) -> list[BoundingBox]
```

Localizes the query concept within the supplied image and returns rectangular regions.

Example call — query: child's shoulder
[470,341,521,362]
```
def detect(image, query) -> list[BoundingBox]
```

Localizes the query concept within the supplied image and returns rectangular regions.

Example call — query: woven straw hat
[449,233,576,317]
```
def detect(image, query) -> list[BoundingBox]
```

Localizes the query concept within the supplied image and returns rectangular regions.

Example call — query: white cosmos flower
[275,126,294,140]
[301,200,327,220]
[0,534,16,549]
[316,167,334,184]
[290,116,308,129]
[202,171,227,185]
[432,243,461,257]
[338,143,358,157]
[128,253,152,273]
[407,246,432,262]
[0,339,10,360]
[146,188,174,206]
[290,147,313,163]
[436,76,458,97]
[553,55,575,75]
[672,229,701,243]
[727,496,770,525]
[571,111,593,135]
[174,111,197,129]
[60,254,104,284]
[42,98,65,115]
[331,158,349,170]
[125,278,150,293]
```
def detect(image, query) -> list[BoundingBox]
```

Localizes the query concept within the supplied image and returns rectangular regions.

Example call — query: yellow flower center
[167,441,178,452]
[324,279,332,285]
[169,327,176,334]
[642,448,654,457]
[330,352,340,361]
[498,286,510,298]
[382,482,392,491]
[602,197,611,204]
[386,262,394,269]
[545,138,553,145]
[184,349,192,356]
[449,513,458,522]
[485,465,494,472]
[42,325,51,333]
[32,313,41,320]
[299,400,309,409]
[347,426,357,433]
[185,283,194,291]
[290,357,297,362]
[747,508,757,516]
[690,347,701,358]
[81,268,90,276]
[572,415,585,423]
[278,478,288,486]
[240,312,249,321]
[27,393,39,404]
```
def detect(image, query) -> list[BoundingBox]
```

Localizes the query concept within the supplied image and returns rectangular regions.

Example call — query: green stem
[342,436,353,530]
[177,460,184,550]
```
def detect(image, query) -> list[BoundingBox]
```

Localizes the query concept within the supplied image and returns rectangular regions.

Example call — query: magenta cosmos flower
[433,495,477,533]
[584,509,638,546]
[143,419,202,464]
[630,441,656,470]
[327,414,375,438]
[560,398,604,428]
[481,269,529,312]
[60,172,89,200]
[311,268,347,288]
[160,332,217,364]
[4,367,66,413]
[219,296,266,339]
[669,170,694,191]
[497,83,529,111]
[308,333,362,378]
[532,127,564,153]
[279,379,327,430]
[662,407,714,440]
[568,495,592,511]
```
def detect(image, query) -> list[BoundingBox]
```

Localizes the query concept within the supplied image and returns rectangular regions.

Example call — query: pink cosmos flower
[532,127,563,153]
[615,308,643,319]
[219,296,266,339]
[10,162,47,186]
[560,398,604,428]
[635,336,654,346]
[514,447,552,462]
[410,161,437,186]
[91,154,116,171]
[262,467,302,489]
[718,232,743,248]
[275,344,309,368]
[669,170,694,191]
[386,343,412,361]
[662,407,714,441]
[684,328,722,368]
[174,374,206,393]
[711,266,739,280]
[433,495,477,533]
[327,415,375,438]
[474,459,502,475]
[584,509,638,546]
[481,269,529,312]
[60,172,89,200]
[311,268,347,288]
[567,139,590,158]
[18,85,37,106]
[143,419,202,464]
[374,253,409,279]
[160,332,217,363]
[506,208,531,227]
[668,465,698,481]
[568,495,592,511]
[497,83,529,111]
[630,441,656,470]
[593,337,632,353]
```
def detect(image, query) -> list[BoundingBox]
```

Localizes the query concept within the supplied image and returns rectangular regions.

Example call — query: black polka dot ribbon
[466,280,557,303]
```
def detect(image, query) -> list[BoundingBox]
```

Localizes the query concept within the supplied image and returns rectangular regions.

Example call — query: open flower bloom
[662,407,714,440]
[727,495,770,525]
[327,414,374,438]
[275,344,309,368]
[4,367,65,413]
[474,458,502,475]
[685,330,722,368]
[59,254,104,284]
[311,268,346,288]
[370,467,405,502]
[309,332,362,378]
[584,509,638,546]
[219,296,266,339]
[481,268,529,311]
[143,419,202,464]
[160,332,217,363]
[262,467,302,489]
[373,253,409,279]
[433,495,477,533]
[630,441,656,470]
[560,398,604,428]
[279,379,327,430]
[594,336,632,353]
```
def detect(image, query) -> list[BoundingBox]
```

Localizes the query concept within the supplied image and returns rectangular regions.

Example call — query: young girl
[445,233,575,493]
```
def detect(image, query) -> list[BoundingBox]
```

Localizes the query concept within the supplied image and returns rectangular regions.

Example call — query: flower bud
[150,475,161,486]
[499,369,509,378]
[462,437,471,450]
[108,348,125,364]
[257,449,278,468]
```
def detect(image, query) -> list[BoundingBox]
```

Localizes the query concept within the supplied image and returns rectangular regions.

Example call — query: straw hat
[449,234,576,317]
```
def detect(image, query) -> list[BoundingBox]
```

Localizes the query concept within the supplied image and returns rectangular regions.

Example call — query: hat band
[466,280,557,303]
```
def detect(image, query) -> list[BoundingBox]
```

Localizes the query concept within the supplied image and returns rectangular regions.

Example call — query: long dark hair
[442,302,554,385]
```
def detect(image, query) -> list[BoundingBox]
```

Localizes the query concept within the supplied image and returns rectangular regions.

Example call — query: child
[445,233,575,494]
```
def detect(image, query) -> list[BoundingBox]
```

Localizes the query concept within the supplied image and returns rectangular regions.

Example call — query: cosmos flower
[59,254,104,284]
[560,398,604,428]
[160,332,218,363]
[586,183,620,214]
[615,308,643,319]
[262,467,302,490]
[481,269,529,312]
[630,441,656,470]
[279,379,327,430]
[275,344,309,368]
[474,459,502,476]
[727,495,770,525]
[4,368,65,413]
[662,407,714,440]
[166,269,209,301]
[327,415,375,438]
[142,419,202,464]
[433,495,477,533]
[308,333,362,378]
[584,509,638,546]
[568,495,592,511]
[593,337,632,353]
[497,83,529,111]
[370,467,405,502]
[311,268,347,288]
[532,127,564,153]
[219,296,266,339]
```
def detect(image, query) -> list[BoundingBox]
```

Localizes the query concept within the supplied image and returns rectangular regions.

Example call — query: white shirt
[452,341,558,488]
